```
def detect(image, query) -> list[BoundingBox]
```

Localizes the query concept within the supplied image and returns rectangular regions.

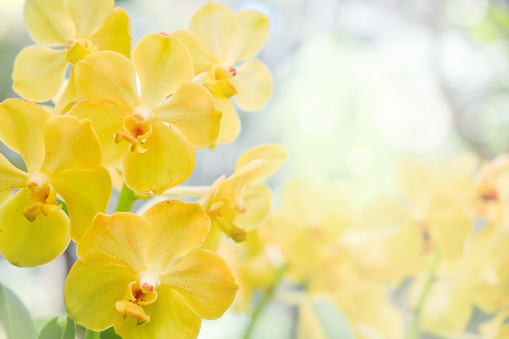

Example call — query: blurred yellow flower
[408,278,474,338]
[471,155,509,225]
[342,159,473,283]
[331,277,405,339]
[253,177,404,339]
[0,99,110,267]
[64,201,238,338]
[70,33,222,195]
[217,230,278,311]
[174,2,273,144]
[13,0,131,114]
[479,309,509,339]
[264,177,355,283]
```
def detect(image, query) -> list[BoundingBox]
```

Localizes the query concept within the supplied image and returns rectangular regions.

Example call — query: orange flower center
[115,270,160,326]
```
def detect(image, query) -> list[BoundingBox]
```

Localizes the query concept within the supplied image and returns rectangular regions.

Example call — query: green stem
[84,329,101,339]
[116,183,136,212]
[162,186,210,197]
[407,251,441,339]
[242,264,287,339]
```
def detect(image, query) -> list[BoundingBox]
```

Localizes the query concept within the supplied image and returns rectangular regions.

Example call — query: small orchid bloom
[173,2,273,144]
[13,0,132,114]
[70,33,222,195]
[64,200,239,338]
[199,144,288,248]
[0,99,111,267]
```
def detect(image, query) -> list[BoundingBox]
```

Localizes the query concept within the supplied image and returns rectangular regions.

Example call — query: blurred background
[1,0,508,338]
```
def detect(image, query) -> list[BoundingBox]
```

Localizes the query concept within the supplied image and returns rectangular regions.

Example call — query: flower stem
[162,186,210,197]
[116,183,136,212]
[407,251,441,339]
[84,329,101,339]
[242,264,287,339]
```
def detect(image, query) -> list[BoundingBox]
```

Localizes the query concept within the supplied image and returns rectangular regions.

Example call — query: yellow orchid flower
[0,99,111,267]
[64,200,239,338]
[173,2,273,144]
[197,144,288,248]
[12,0,132,114]
[70,33,222,195]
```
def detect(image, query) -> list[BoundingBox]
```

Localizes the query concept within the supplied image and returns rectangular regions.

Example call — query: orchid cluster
[219,155,509,339]
[0,1,285,338]
[3,1,505,339]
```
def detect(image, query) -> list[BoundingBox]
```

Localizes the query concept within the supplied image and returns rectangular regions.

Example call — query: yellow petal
[359,194,411,228]
[0,189,69,267]
[89,7,132,59]
[40,116,102,175]
[12,45,68,103]
[234,184,272,232]
[123,121,195,195]
[428,207,472,261]
[234,144,289,183]
[227,10,269,62]
[75,51,139,107]
[172,30,217,74]
[385,223,426,276]
[51,166,111,242]
[397,159,434,217]
[155,83,221,148]
[214,97,240,145]
[24,0,75,45]
[77,213,150,272]
[70,100,131,168]
[64,0,114,37]
[160,248,238,319]
[189,2,236,60]
[143,200,210,272]
[65,260,135,331]
[216,160,267,202]
[54,68,81,115]
[231,60,272,111]
[0,99,50,173]
[114,286,201,339]
[133,33,194,106]
[0,153,28,196]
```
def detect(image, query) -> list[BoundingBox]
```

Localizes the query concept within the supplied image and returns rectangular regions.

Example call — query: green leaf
[311,298,355,339]
[37,316,75,339]
[0,283,37,339]
[100,327,121,339]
